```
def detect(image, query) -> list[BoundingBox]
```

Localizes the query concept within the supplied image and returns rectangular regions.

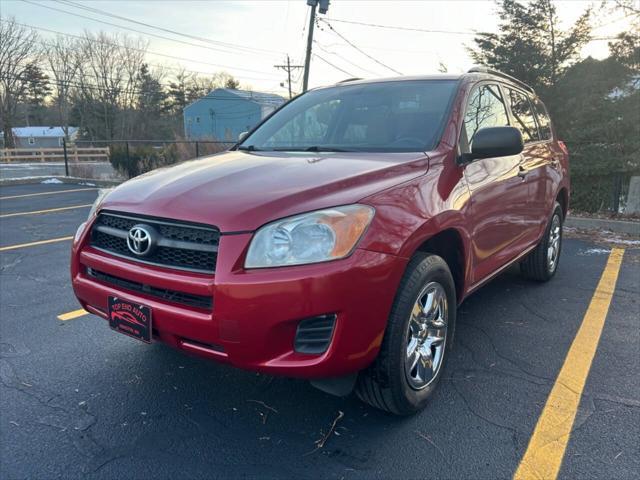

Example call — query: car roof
[325,74,463,88]
[324,71,535,95]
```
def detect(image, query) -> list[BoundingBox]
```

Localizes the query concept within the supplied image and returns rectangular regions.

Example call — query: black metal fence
[570,171,639,214]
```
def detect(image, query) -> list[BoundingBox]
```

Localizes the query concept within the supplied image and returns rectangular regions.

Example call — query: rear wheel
[355,253,456,415]
[520,201,563,281]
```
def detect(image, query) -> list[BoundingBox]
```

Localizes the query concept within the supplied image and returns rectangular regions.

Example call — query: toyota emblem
[126,225,154,256]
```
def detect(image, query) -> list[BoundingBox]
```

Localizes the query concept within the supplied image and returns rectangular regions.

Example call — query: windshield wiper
[304,146,351,152]
[237,145,260,151]
[269,146,353,152]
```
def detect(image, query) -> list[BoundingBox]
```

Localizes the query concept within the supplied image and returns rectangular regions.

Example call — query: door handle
[517,166,527,179]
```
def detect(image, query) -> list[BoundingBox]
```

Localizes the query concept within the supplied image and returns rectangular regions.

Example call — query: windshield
[238,80,458,153]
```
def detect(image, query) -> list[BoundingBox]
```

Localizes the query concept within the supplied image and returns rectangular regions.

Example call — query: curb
[0,176,122,188]
[565,216,640,236]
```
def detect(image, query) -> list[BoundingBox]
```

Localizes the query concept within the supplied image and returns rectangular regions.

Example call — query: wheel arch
[414,228,467,302]
[395,215,471,302]
[556,187,569,218]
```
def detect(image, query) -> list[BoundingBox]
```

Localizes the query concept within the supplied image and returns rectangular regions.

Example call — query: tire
[520,201,563,282]
[355,253,456,415]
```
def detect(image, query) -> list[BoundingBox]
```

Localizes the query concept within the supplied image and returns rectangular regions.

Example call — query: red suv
[71,68,569,414]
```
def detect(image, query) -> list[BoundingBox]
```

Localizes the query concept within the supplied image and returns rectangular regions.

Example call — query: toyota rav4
[71,68,569,414]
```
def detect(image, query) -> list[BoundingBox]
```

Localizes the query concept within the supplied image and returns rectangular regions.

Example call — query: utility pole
[302,0,330,92]
[274,55,304,99]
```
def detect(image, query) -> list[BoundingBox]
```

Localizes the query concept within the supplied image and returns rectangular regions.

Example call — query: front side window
[506,88,539,143]
[532,98,552,141]
[463,83,510,148]
[239,80,458,152]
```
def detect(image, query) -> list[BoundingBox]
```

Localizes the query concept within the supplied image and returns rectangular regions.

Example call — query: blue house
[183,88,286,141]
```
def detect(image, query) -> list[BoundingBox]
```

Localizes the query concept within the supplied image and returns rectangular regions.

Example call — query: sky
[1,0,634,97]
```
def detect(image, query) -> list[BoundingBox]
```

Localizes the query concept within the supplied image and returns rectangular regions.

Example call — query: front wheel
[355,253,456,415]
[520,201,563,281]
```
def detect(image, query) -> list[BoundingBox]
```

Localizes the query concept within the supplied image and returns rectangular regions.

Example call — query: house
[183,89,286,141]
[0,126,79,148]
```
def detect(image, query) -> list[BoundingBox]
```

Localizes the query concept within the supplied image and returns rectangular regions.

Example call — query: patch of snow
[578,248,611,256]
[608,237,640,246]
[40,178,64,184]
[78,182,96,186]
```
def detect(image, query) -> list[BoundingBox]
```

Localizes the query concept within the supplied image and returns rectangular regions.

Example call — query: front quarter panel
[359,150,472,257]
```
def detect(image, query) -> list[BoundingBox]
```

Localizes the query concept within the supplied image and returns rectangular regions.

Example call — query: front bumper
[71,229,407,378]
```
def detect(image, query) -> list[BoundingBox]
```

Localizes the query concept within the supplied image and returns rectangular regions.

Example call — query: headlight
[245,205,375,268]
[87,188,114,220]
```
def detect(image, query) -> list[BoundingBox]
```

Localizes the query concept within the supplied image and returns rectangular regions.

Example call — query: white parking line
[0,188,98,200]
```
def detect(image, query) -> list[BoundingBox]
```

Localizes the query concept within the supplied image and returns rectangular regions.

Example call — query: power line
[318,18,402,75]
[22,0,282,61]
[312,54,355,77]
[325,16,625,42]
[313,40,381,76]
[2,72,286,104]
[38,38,276,82]
[36,42,276,83]
[52,0,284,57]
[2,63,287,100]
[2,20,281,79]
[324,17,477,36]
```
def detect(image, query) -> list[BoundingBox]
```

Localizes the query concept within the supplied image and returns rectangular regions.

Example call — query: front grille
[87,268,212,310]
[90,211,219,273]
[294,314,337,354]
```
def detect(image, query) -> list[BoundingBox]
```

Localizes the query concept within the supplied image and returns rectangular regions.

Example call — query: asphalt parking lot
[1,183,638,480]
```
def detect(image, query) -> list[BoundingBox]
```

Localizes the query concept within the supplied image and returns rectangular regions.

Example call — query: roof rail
[467,66,535,94]
[337,77,362,83]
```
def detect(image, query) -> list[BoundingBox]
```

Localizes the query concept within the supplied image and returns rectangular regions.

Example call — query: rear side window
[463,83,510,148]
[506,88,539,143]
[532,98,553,140]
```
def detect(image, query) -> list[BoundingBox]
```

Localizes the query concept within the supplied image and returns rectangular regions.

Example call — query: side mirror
[238,131,249,142]
[460,126,523,163]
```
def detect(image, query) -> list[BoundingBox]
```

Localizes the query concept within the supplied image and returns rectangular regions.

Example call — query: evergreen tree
[21,63,51,125]
[468,0,592,92]
[135,63,170,139]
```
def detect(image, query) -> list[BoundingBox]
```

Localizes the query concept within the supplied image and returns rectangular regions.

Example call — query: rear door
[504,87,552,242]
[460,82,531,284]
[531,97,562,219]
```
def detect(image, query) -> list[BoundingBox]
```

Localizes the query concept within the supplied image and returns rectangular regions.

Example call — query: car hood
[100,150,429,232]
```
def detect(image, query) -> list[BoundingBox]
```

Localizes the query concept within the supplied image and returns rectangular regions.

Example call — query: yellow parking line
[514,248,625,480]
[0,204,92,218]
[0,188,98,200]
[0,236,73,251]
[57,309,89,321]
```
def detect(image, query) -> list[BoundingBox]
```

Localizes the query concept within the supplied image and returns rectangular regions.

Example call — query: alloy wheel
[404,282,448,390]
[547,214,561,273]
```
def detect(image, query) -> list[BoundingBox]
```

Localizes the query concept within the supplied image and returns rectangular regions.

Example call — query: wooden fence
[0,147,110,162]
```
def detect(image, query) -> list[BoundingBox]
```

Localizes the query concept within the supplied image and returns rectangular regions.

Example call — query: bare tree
[118,34,148,138]
[44,35,81,138]
[73,30,148,140]
[0,18,40,147]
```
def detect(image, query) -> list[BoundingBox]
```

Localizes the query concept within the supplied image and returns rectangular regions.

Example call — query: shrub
[109,144,180,178]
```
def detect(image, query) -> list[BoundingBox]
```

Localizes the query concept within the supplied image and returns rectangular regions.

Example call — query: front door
[460,82,531,284]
